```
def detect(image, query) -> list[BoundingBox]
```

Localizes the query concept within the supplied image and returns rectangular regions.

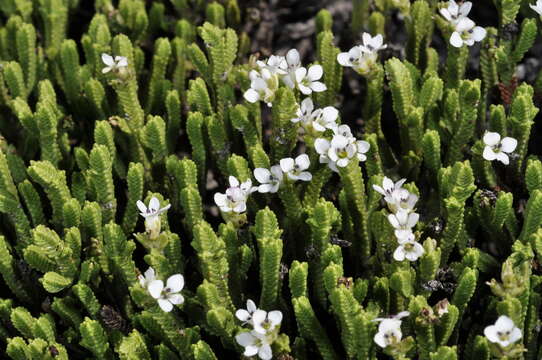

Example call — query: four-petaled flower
[482,132,518,165]
[280,154,312,181]
[253,166,284,193]
[439,0,472,25]
[337,33,386,75]
[393,234,425,262]
[291,98,339,133]
[138,267,156,289]
[293,65,327,95]
[251,309,283,335]
[484,315,522,347]
[449,18,486,48]
[236,299,258,325]
[373,177,408,205]
[373,311,410,348]
[148,274,185,312]
[214,176,254,213]
[388,210,420,240]
[257,55,287,75]
[244,69,279,107]
[530,0,542,16]
[235,330,274,360]
[282,49,303,89]
[101,53,128,74]
[137,196,171,238]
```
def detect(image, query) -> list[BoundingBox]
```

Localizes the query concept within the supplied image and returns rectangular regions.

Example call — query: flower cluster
[482,132,518,165]
[137,196,171,239]
[244,49,326,107]
[373,177,424,262]
[372,311,410,348]
[439,1,486,48]
[214,176,255,214]
[235,300,283,360]
[314,124,370,172]
[252,154,312,194]
[337,32,387,76]
[138,267,185,312]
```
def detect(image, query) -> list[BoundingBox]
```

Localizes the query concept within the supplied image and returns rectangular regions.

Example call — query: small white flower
[136,196,171,238]
[257,55,287,75]
[337,33,385,76]
[251,309,283,335]
[450,18,486,48]
[373,177,407,203]
[291,98,338,133]
[235,330,274,360]
[292,97,319,124]
[393,235,425,262]
[148,274,185,312]
[316,135,356,172]
[214,176,254,213]
[360,33,387,53]
[484,315,522,347]
[293,65,327,95]
[530,0,542,16]
[236,299,258,325]
[244,69,279,107]
[389,189,419,213]
[101,53,128,74]
[372,311,410,348]
[313,106,339,132]
[439,0,472,25]
[333,124,356,142]
[280,154,312,181]
[388,210,419,240]
[253,166,283,193]
[482,132,518,165]
[138,267,156,289]
[282,49,303,89]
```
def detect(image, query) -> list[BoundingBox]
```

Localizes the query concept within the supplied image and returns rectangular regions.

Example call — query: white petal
[393,246,406,261]
[148,280,164,299]
[500,137,518,153]
[166,274,184,292]
[297,172,312,181]
[268,310,283,328]
[298,83,312,95]
[144,267,155,280]
[374,332,387,348]
[407,213,420,228]
[101,53,114,66]
[337,52,352,66]
[322,106,339,123]
[482,146,497,161]
[439,8,452,21]
[214,193,227,207]
[295,154,310,170]
[258,344,273,360]
[456,17,475,32]
[509,327,522,343]
[244,89,260,103]
[357,140,370,153]
[495,315,514,330]
[254,168,271,183]
[314,139,330,154]
[229,176,240,187]
[472,26,487,42]
[280,158,295,173]
[157,298,173,312]
[236,332,256,347]
[286,49,300,66]
[496,152,510,165]
[336,158,349,167]
[310,81,327,92]
[295,67,307,83]
[148,197,160,212]
[136,200,147,214]
[116,56,128,67]
[450,32,463,48]
[373,185,386,196]
[233,202,247,213]
[247,299,257,313]
[484,325,499,343]
[101,67,112,74]
[167,293,184,305]
[307,65,323,81]
[388,214,400,228]
[270,165,284,180]
[236,309,251,322]
[459,2,472,16]
[448,0,459,16]
[258,184,273,193]
[483,132,501,146]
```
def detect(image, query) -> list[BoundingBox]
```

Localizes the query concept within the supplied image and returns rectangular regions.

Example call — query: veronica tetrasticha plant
[2,0,542,359]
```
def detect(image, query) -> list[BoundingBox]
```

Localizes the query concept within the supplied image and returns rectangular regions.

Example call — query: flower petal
[450,32,463,48]
[149,197,160,212]
[136,200,147,214]
[310,81,327,92]
[236,309,251,322]
[280,158,295,173]
[286,49,300,67]
[314,139,330,154]
[472,26,486,42]
[295,67,307,83]
[393,246,406,261]
[337,52,352,66]
[101,53,114,66]
[167,293,184,305]
[500,137,518,153]
[307,65,323,81]
[166,274,184,292]
[247,299,257,313]
[268,310,283,328]
[148,280,164,299]
[482,146,497,161]
[236,332,256,347]
[496,152,510,165]
[259,344,273,360]
[296,154,310,170]
[244,89,260,103]
[214,193,227,207]
[157,298,173,312]
[254,168,271,183]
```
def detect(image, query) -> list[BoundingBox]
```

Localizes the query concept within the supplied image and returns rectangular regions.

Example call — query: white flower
[482,132,518,165]
[530,0,542,16]
[333,124,356,142]
[292,97,319,124]
[138,267,156,289]
[315,135,356,172]
[373,311,410,348]
[291,98,338,133]
[253,166,283,193]
[389,189,419,213]
[280,154,312,181]
[484,316,522,347]
[214,176,254,213]
[251,309,283,334]
[244,69,279,107]
[136,196,171,238]
[313,106,339,132]
[148,274,185,312]
[236,299,258,325]
[282,49,303,89]
[101,53,128,74]
[294,65,327,95]
[373,177,407,203]
[388,210,419,240]
[337,33,385,76]
[439,0,472,25]
[393,235,425,262]
[257,55,287,75]
[450,18,486,48]
[235,330,274,360]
